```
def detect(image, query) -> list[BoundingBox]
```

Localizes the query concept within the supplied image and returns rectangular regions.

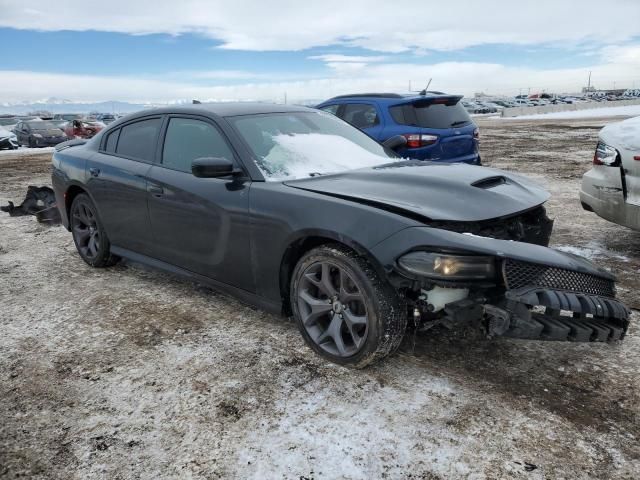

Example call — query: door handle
[148,185,164,196]
[89,167,101,177]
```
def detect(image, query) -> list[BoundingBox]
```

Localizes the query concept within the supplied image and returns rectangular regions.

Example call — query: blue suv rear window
[389,103,471,129]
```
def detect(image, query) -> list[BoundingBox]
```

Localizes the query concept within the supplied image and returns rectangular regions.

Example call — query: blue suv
[316,93,480,164]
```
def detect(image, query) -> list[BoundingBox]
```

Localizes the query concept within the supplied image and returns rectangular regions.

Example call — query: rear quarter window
[115,118,161,162]
[104,129,120,153]
[389,102,471,129]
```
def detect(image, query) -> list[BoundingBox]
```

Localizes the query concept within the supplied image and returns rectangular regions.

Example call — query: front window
[229,111,396,181]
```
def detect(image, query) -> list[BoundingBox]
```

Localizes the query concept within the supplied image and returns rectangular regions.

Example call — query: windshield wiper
[450,120,470,127]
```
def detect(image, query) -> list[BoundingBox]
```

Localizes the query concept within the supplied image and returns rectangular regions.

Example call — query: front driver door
[146,115,254,292]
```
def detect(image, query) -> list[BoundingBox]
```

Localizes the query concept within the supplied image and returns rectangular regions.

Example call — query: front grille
[504,259,615,298]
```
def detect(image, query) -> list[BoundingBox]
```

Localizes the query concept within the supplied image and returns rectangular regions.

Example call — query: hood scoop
[472,175,507,189]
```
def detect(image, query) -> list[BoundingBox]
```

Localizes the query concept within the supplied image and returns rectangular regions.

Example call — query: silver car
[580,116,640,231]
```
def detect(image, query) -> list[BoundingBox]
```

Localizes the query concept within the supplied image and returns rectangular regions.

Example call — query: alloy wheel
[297,261,369,357]
[72,200,101,260]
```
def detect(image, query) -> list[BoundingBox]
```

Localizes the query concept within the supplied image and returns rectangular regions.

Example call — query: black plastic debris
[1,185,61,225]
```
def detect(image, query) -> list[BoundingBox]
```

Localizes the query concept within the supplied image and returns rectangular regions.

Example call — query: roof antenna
[419,78,432,96]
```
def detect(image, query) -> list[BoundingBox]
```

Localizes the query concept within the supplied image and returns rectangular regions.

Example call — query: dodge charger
[51,103,630,367]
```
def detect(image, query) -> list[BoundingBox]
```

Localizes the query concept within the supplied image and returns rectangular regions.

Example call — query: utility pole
[587,71,591,92]
[284,92,287,105]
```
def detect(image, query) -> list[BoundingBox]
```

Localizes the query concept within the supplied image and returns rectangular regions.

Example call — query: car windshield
[230,111,396,180]
[27,121,58,130]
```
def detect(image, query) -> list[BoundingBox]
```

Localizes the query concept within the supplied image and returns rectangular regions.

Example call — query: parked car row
[0,114,111,149]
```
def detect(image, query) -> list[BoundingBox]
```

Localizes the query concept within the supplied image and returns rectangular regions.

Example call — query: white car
[580,116,640,231]
[0,126,18,150]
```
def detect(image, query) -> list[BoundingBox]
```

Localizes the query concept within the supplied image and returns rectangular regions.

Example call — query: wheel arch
[278,229,388,316]
[63,183,104,231]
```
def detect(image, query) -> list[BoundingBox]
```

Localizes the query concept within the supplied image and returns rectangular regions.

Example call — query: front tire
[291,244,407,368]
[70,193,119,268]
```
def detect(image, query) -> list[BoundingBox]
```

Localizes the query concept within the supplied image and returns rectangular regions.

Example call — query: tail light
[593,141,619,166]
[473,128,480,140]
[403,134,438,148]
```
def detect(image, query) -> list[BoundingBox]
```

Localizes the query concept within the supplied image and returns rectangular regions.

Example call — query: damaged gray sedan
[52,103,630,367]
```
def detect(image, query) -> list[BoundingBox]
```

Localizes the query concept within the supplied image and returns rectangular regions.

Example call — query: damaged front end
[375,227,631,343]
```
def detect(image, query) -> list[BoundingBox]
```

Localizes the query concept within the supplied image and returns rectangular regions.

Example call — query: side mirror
[382,135,408,151]
[192,157,238,178]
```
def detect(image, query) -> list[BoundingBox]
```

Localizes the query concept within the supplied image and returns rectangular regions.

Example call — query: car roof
[129,102,313,119]
[319,92,459,105]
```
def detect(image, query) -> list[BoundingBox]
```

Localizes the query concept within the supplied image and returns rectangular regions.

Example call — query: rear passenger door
[85,116,160,253]
[145,115,254,292]
[339,103,384,140]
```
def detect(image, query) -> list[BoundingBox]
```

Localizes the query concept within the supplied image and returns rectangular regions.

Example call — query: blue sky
[1,0,640,103]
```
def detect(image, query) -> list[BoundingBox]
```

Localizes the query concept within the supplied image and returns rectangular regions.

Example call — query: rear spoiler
[396,95,463,108]
[55,138,87,152]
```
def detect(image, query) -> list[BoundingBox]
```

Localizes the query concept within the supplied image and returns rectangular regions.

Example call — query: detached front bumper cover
[486,259,630,342]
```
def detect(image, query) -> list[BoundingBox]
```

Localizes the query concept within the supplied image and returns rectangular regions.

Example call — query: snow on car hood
[0,127,14,138]
[284,161,550,222]
[600,115,640,151]
[258,133,395,181]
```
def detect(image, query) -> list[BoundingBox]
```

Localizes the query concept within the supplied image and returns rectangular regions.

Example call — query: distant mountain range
[0,98,190,115]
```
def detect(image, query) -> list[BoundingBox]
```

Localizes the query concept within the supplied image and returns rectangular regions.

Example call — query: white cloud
[1,44,639,104]
[2,1,640,53]
[308,55,388,63]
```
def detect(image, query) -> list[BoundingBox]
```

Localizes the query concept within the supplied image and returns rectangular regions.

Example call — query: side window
[320,104,339,115]
[104,129,120,153]
[341,104,379,129]
[162,117,234,174]
[115,118,161,162]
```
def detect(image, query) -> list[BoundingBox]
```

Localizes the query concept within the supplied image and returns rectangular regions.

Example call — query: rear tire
[70,193,119,268]
[291,244,407,368]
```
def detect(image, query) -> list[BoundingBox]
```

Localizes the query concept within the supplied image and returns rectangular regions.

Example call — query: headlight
[398,252,496,280]
[33,133,43,138]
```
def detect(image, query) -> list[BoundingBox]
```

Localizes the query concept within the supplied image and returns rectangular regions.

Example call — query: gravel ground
[1,118,639,479]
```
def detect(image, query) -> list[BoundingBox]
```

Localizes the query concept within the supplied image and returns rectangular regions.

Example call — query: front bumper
[372,226,631,342]
[33,136,67,147]
[0,136,18,149]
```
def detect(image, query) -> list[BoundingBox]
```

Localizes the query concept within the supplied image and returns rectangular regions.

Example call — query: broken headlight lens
[398,252,496,280]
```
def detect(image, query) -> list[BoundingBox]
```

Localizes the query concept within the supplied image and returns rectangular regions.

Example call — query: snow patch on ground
[501,104,640,120]
[0,147,54,156]
[555,242,631,262]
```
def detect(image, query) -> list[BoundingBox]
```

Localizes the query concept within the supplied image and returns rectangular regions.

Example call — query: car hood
[0,127,14,138]
[283,161,549,222]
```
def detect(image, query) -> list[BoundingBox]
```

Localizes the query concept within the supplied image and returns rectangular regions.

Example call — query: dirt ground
[1,118,639,479]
